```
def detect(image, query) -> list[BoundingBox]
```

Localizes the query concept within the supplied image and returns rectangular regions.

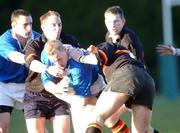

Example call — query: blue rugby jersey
[0,29,40,83]
[41,50,99,97]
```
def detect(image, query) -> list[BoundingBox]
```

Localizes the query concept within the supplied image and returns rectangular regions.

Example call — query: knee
[0,125,8,133]
[0,113,10,133]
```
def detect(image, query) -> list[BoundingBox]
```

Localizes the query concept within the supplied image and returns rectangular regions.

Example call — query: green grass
[9,95,180,133]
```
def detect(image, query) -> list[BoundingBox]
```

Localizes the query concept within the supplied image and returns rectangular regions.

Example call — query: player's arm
[43,80,61,94]
[65,44,98,65]
[42,73,71,103]
[0,41,26,64]
[41,69,73,103]
[29,59,49,73]
[8,51,25,64]
[156,44,180,56]
[25,43,64,77]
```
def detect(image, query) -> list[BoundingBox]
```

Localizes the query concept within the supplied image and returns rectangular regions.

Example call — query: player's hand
[56,76,75,95]
[87,45,99,54]
[156,44,175,55]
[46,66,68,78]
[62,87,75,95]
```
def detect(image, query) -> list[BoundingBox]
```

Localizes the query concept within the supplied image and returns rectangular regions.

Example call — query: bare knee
[0,125,8,133]
[0,113,10,133]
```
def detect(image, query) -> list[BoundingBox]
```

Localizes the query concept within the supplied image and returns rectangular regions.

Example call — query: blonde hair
[44,40,64,56]
[40,10,60,25]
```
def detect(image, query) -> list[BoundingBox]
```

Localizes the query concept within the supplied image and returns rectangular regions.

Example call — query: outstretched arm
[66,44,98,65]
[156,44,180,56]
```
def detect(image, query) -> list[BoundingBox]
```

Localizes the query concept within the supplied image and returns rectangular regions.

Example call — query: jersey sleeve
[96,42,115,66]
[64,44,88,62]
[24,39,43,67]
[0,36,18,60]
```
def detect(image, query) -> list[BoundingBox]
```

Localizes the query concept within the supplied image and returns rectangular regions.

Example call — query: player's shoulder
[0,29,13,40]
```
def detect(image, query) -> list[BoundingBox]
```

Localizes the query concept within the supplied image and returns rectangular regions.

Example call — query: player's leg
[105,105,159,133]
[23,90,50,133]
[25,117,46,133]
[129,66,158,133]
[105,104,127,127]
[0,82,24,133]
[0,106,13,133]
[70,96,97,133]
[84,96,97,106]
[71,107,81,133]
[105,104,130,133]
[86,91,130,133]
[93,73,130,133]
[48,96,71,133]
[131,104,152,133]
[49,115,71,133]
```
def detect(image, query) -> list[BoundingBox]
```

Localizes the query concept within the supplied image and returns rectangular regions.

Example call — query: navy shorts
[0,105,13,113]
[23,89,70,119]
[105,64,155,110]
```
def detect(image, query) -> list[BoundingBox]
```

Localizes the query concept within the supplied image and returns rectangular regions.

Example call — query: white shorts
[0,82,25,110]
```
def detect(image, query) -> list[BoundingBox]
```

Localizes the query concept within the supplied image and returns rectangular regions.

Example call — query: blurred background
[1,0,180,132]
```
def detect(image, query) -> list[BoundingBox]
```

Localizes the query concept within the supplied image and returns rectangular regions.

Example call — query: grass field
[9,95,180,133]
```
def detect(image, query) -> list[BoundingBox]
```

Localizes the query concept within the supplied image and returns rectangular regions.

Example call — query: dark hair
[11,9,31,23]
[104,6,125,18]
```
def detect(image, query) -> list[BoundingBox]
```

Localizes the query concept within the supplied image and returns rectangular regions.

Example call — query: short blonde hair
[40,10,60,25]
[44,40,64,56]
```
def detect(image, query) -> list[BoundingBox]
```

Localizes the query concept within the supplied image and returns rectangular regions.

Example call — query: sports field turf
[9,95,180,133]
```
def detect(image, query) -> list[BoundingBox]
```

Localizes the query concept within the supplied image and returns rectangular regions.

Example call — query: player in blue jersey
[0,9,40,133]
[41,40,105,133]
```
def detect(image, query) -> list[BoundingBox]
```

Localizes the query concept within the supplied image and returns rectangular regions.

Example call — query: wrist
[175,48,180,56]
[171,46,176,55]
[79,56,85,63]
[44,65,50,73]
